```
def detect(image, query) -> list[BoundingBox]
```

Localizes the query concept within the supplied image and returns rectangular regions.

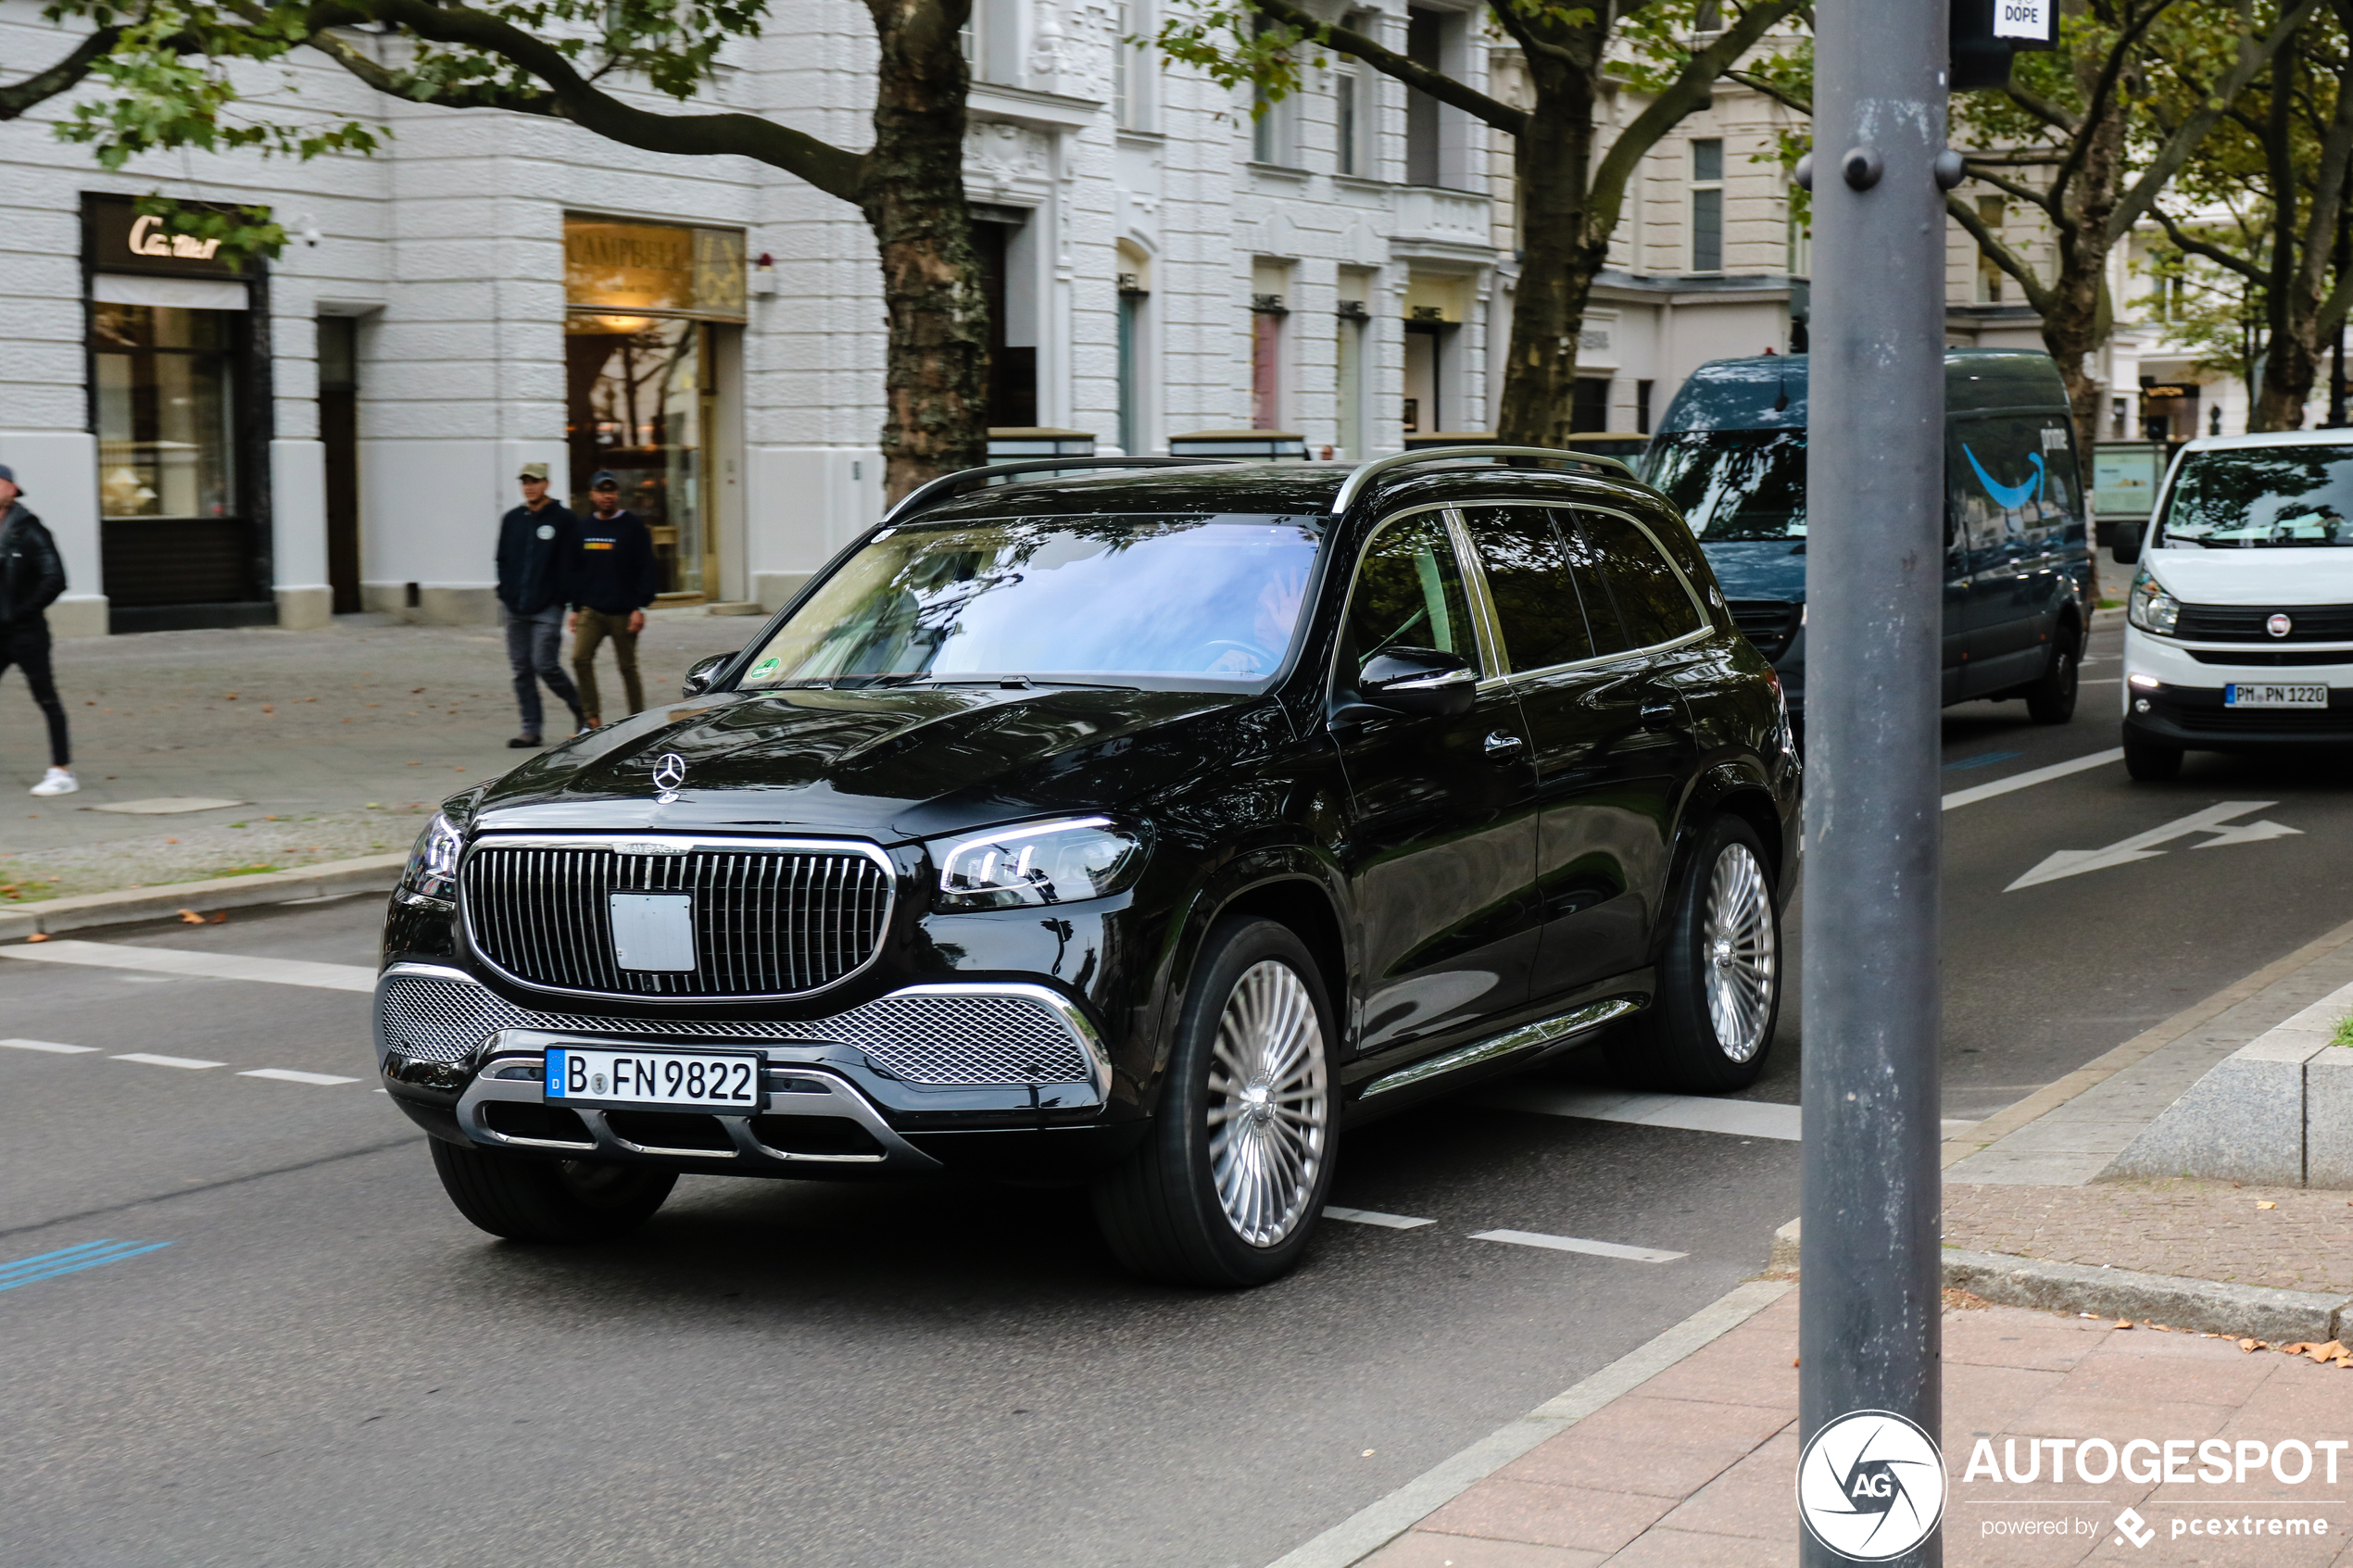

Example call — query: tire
[1091,918,1338,1288]
[429,1137,677,1243]
[2123,734,2183,782]
[2024,630,2082,724]
[1607,815,1781,1094]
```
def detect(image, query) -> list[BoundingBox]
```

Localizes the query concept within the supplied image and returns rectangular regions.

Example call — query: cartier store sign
[85,194,255,278]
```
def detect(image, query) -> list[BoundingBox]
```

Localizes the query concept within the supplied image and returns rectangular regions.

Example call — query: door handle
[1483,731,1526,760]
[1639,699,1677,729]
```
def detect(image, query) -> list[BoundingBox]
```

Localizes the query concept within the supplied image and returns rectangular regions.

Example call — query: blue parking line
[1942,750,2023,771]
[0,1239,170,1294]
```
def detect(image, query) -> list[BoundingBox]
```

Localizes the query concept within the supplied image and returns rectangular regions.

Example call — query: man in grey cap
[494,462,584,746]
[0,464,75,796]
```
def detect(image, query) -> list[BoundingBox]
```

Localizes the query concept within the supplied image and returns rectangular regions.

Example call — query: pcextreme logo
[1796,1410,1948,1561]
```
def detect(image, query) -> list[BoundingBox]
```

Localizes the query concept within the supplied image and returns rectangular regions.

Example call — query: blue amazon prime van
[1639,350,2094,726]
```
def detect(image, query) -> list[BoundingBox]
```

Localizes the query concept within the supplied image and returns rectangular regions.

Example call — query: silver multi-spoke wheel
[1204,960,1329,1248]
[1702,842,1777,1061]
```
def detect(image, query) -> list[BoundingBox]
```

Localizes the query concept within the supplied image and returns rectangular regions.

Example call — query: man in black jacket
[495,462,585,746]
[0,465,75,797]
[566,470,660,726]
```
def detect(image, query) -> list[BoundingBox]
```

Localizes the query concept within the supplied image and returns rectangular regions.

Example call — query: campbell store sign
[85,194,256,278]
[564,215,746,320]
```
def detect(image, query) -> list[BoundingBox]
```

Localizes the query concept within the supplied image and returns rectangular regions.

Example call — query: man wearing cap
[0,464,75,797]
[566,470,659,727]
[495,462,585,747]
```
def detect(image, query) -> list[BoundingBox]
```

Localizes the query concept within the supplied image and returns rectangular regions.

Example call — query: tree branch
[2105,0,2327,244]
[308,0,865,200]
[1588,0,1806,229]
[2147,205,2269,282]
[1,24,124,120]
[1721,66,1807,114]
[1252,0,1526,132]
[1947,191,2053,312]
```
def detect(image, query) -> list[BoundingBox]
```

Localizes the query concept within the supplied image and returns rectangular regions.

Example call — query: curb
[1943,1248,2350,1342]
[0,853,407,944]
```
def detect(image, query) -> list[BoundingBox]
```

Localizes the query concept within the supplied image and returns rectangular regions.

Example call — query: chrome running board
[1359,997,1641,1099]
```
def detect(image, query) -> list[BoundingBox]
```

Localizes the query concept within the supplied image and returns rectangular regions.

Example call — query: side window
[1571,510,1706,651]
[1459,506,1596,672]
[1342,513,1478,677]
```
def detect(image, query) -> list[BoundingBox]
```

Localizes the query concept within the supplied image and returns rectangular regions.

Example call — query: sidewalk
[0,610,757,903]
[1359,1289,2353,1566]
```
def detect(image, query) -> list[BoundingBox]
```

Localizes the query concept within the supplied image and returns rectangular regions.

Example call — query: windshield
[737,514,1321,690]
[1642,429,1807,541]
[2158,446,2353,547]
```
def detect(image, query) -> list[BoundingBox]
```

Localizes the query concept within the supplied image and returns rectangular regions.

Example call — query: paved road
[6,621,2353,1567]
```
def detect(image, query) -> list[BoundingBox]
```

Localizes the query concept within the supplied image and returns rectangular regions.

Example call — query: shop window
[1692,139,1724,273]
[1336,279,1374,458]
[93,303,252,608]
[561,215,745,602]
[1251,262,1292,429]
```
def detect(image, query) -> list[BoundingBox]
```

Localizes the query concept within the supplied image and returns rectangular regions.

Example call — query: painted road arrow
[2006,800,2303,891]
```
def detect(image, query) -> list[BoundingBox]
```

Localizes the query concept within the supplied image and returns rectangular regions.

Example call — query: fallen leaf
[2258,1200,2278,1210]
[26,932,50,943]
[2306,1341,2347,1364]
[2239,1339,2265,1353]
[208,911,227,924]
[2115,1320,2134,1330]
[178,909,204,924]
[1793,1356,1800,1367]
[165,837,178,845]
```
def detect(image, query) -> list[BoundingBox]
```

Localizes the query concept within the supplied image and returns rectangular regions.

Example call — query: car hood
[1698,539,1809,602]
[2142,548,2353,605]
[463,684,1284,842]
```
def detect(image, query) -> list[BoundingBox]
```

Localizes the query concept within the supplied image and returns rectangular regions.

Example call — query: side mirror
[1356,647,1478,719]
[2111,522,2144,565]
[681,652,735,698]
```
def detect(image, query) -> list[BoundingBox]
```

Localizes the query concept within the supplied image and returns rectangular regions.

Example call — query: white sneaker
[30,767,77,797]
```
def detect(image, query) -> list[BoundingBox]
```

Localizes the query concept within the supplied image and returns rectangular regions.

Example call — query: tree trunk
[1496,69,1604,448]
[2037,64,2131,460]
[862,0,990,501]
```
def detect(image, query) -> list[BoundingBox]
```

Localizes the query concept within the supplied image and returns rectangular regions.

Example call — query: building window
[1787,202,1810,277]
[1250,15,1297,164]
[1335,12,1374,176]
[1571,377,1610,433]
[2110,395,2128,439]
[1405,8,1441,187]
[1117,243,1151,453]
[1336,289,1371,457]
[1251,262,1291,428]
[974,212,1038,428]
[1114,0,1151,129]
[1637,379,1655,435]
[1691,138,1724,273]
[1974,196,2005,303]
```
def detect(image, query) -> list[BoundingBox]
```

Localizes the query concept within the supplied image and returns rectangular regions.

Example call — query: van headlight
[933,817,1146,910]
[2126,567,2180,635]
[397,812,462,905]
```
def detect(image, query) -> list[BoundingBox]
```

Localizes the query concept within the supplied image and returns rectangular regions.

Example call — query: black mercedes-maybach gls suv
[376,446,1799,1286]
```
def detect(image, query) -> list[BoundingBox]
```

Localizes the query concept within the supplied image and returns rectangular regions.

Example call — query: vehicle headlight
[399,812,462,904]
[2127,567,2180,635]
[933,817,1146,911]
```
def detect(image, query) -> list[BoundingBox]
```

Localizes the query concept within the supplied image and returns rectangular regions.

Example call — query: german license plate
[2223,683,2328,709]
[544,1047,761,1110]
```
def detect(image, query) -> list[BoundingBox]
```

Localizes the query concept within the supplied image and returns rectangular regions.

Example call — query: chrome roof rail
[1328,445,1644,516]
[881,456,1241,526]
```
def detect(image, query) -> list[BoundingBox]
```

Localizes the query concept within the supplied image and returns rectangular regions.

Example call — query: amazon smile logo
[1965,444,2047,509]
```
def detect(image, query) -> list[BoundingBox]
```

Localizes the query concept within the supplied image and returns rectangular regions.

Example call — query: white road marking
[1,1038,100,1054]
[1478,1085,1979,1142]
[78,797,247,815]
[1470,1229,1687,1263]
[1,939,375,992]
[2006,801,2301,890]
[1942,747,2124,810]
[113,1052,226,1070]
[239,1068,361,1086]
[1323,1206,1437,1229]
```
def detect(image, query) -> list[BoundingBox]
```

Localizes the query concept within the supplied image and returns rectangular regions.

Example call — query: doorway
[319,316,361,614]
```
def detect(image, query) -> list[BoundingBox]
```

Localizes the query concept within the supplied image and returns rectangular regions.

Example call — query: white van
[2118,431,2353,780]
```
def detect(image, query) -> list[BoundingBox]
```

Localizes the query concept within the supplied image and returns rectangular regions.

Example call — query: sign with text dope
[1994,0,2054,42]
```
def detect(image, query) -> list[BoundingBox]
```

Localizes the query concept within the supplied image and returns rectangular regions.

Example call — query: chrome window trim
[455,832,899,1004]
[1451,497,1716,684]
[373,963,1112,1100]
[1326,501,1504,709]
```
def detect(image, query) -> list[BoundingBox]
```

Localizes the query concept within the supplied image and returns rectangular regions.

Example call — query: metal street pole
[1798,0,1949,1561]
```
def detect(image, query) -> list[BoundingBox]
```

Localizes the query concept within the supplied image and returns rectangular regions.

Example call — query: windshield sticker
[749,656,783,680]
[1965,445,2045,510]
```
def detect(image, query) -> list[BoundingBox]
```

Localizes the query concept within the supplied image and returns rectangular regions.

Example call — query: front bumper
[2120,628,2353,750]
[375,962,1117,1173]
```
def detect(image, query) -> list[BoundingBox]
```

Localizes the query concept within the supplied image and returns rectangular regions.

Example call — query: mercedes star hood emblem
[652,752,688,794]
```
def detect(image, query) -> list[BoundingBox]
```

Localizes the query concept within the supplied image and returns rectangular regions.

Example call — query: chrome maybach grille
[460,841,892,998]
[375,972,1098,1086]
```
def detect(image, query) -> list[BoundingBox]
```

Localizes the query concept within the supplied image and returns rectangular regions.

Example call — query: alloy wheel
[1204,960,1329,1248]
[1701,842,1777,1061]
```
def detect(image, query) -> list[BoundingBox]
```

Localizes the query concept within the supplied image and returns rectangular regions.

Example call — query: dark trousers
[503,604,581,736]
[1,620,69,767]
[572,607,644,721]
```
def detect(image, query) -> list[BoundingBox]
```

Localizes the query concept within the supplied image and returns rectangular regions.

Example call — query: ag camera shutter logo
[1796,1410,1947,1561]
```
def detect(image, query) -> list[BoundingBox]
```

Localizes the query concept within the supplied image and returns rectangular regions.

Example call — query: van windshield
[1642,429,1807,541]
[2157,446,2353,547]
[736,514,1321,691]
